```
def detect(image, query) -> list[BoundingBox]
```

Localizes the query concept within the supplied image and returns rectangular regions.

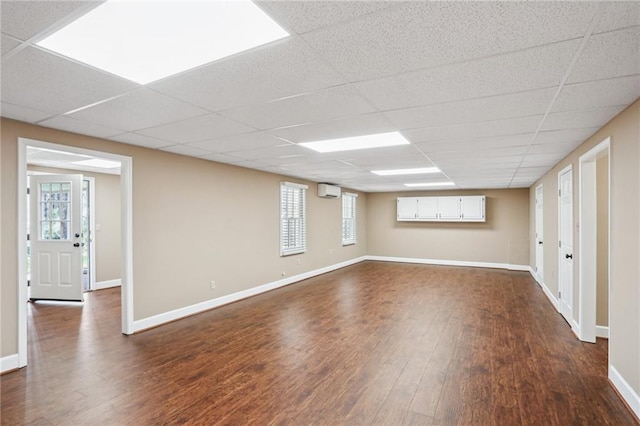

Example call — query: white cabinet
[397,197,419,220]
[416,197,438,219]
[397,195,485,222]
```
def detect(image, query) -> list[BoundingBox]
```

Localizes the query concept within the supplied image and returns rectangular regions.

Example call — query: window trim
[280,182,308,256]
[342,192,358,246]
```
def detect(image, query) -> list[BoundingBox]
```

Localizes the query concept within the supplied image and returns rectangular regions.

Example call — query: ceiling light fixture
[299,131,410,153]
[73,158,121,169]
[37,0,289,85]
[372,167,440,176]
[404,182,455,188]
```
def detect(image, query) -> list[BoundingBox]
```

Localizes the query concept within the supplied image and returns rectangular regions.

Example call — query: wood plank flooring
[1,261,637,425]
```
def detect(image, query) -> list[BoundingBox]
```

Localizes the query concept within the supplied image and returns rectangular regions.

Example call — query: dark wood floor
[1,261,637,425]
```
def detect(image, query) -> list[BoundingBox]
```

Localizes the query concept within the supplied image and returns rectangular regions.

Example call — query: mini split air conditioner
[318,183,341,198]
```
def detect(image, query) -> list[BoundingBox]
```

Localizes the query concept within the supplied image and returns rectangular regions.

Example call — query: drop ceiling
[2,1,638,192]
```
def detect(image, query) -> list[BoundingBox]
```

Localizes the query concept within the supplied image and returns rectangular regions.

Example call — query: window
[342,192,357,245]
[280,182,308,256]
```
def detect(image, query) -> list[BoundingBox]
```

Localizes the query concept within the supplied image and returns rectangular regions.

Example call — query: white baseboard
[596,325,609,339]
[132,256,368,333]
[94,279,121,290]
[540,281,559,310]
[571,319,581,339]
[365,255,529,272]
[529,266,544,286]
[609,365,640,419]
[1,354,20,374]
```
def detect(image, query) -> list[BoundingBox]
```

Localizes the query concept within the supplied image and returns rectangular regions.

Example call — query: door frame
[578,137,610,343]
[17,138,135,368]
[534,184,544,285]
[557,164,576,334]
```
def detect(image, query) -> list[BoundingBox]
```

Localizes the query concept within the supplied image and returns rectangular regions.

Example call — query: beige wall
[1,118,367,357]
[28,166,122,283]
[596,156,609,327]
[367,189,529,266]
[529,99,640,394]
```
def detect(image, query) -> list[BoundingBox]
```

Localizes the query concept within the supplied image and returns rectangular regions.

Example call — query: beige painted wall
[367,189,529,266]
[28,166,122,283]
[1,118,367,357]
[596,156,609,327]
[529,99,640,394]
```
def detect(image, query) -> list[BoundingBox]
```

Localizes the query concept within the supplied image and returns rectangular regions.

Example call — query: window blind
[342,192,357,245]
[280,182,307,256]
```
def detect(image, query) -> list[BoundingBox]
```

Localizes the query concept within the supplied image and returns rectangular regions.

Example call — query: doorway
[558,165,574,329]
[534,184,544,284]
[17,138,134,368]
[578,137,610,343]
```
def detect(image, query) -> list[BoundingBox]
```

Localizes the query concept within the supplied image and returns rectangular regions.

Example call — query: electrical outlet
[210,281,216,290]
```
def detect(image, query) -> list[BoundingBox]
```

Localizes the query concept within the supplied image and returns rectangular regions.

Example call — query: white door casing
[535,185,544,282]
[29,174,84,301]
[558,167,574,325]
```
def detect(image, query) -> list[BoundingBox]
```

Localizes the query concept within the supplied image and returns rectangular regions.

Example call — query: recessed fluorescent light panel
[404,182,455,188]
[37,0,289,85]
[299,132,410,153]
[372,167,440,176]
[74,158,121,169]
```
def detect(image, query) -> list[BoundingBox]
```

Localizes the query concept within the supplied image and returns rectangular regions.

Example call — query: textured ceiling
[2,1,639,191]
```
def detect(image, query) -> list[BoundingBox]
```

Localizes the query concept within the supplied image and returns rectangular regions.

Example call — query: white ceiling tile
[150,38,346,112]
[519,152,568,167]
[219,85,376,130]
[430,148,527,161]
[0,1,102,40]
[108,132,172,150]
[303,1,597,81]
[200,153,251,165]
[402,115,542,144]
[384,88,556,130]
[568,27,640,84]
[136,113,255,143]
[356,39,579,111]
[1,47,139,115]
[417,134,534,154]
[189,132,287,153]
[527,141,584,155]
[513,167,551,178]
[258,1,399,34]
[39,116,123,138]
[1,102,53,123]
[554,76,640,112]
[68,88,208,132]
[160,144,211,157]
[594,2,640,34]
[224,144,310,160]
[268,112,396,143]
[1,34,21,56]
[541,106,626,131]
[534,127,600,145]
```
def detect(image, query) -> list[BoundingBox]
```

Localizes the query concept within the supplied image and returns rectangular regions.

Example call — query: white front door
[29,174,84,301]
[535,185,544,281]
[558,168,573,324]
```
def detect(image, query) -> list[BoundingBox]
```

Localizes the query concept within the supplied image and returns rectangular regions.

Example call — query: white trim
[609,365,640,419]
[132,256,367,333]
[17,138,135,371]
[557,164,574,328]
[0,354,20,374]
[85,176,97,292]
[94,278,122,290]
[281,181,308,190]
[578,137,610,344]
[528,266,559,310]
[571,319,581,339]
[365,255,529,271]
[596,325,609,339]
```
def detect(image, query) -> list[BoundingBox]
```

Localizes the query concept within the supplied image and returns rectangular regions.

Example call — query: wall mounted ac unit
[318,183,341,198]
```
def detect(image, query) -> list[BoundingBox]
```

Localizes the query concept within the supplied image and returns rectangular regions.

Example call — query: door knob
[565,253,573,259]
[538,241,543,245]
[73,243,80,247]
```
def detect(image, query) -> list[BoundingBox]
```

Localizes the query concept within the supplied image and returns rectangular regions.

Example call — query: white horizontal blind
[280,182,307,256]
[342,192,357,245]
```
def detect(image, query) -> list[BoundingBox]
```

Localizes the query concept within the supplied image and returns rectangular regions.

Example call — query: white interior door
[558,168,573,324]
[29,174,84,301]
[535,185,544,281]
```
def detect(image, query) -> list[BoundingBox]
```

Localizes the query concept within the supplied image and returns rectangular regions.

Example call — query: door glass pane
[41,221,50,240]
[39,181,72,241]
